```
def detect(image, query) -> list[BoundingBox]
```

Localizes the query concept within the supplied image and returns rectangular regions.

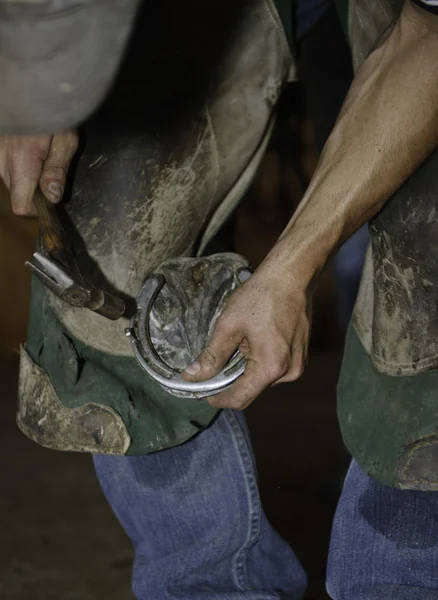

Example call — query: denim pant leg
[93,410,306,600]
[327,460,438,600]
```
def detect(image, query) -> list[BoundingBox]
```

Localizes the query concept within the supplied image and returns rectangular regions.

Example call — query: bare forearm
[269,0,438,284]
[184,1,438,408]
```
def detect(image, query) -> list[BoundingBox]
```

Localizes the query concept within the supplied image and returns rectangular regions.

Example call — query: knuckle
[290,359,305,381]
[288,371,303,383]
[11,204,23,216]
[302,318,311,337]
[209,395,226,409]
[41,164,67,180]
[63,131,79,152]
[209,388,247,410]
[201,347,220,368]
[265,365,283,383]
[234,388,257,410]
[12,203,31,216]
[233,394,252,410]
[219,397,245,410]
[28,136,52,159]
[216,307,239,332]
[10,136,50,166]
[264,351,289,381]
[214,318,231,337]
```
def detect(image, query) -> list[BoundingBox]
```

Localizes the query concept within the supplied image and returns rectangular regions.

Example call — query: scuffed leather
[49,0,295,356]
[396,435,438,491]
[348,0,402,73]
[349,0,438,376]
[354,150,438,376]
[17,346,131,454]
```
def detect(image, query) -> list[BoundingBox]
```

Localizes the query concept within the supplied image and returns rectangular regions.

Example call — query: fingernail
[47,182,63,200]
[184,361,201,375]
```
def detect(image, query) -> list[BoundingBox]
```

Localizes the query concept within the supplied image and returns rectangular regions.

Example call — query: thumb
[183,321,242,382]
[39,131,78,204]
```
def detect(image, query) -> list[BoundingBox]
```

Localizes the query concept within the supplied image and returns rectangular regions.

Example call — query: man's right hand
[184,0,438,411]
[0,131,79,216]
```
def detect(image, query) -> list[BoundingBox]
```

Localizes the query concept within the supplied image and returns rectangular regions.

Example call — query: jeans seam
[224,410,280,599]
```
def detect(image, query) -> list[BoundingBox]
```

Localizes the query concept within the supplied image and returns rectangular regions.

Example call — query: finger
[0,167,10,193]
[275,346,305,384]
[275,327,309,385]
[183,320,243,382]
[39,131,78,204]
[0,138,10,189]
[9,139,50,216]
[208,355,285,410]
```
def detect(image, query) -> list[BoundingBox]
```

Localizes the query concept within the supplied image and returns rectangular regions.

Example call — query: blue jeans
[94,412,438,600]
[327,460,438,600]
[93,410,307,599]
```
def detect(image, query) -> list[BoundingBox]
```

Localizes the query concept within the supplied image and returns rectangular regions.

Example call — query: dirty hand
[0,131,78,216]
[183,261,312,409]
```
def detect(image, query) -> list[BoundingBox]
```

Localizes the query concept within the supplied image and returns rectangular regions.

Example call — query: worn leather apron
[18,0,296,455]
[338,0,438,489]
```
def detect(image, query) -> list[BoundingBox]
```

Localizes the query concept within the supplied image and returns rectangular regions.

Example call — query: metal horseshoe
[126,267,251,398]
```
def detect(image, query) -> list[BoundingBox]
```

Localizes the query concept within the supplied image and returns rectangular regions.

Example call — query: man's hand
[0,131,79,216]
[184,0,438,410]
[183,261,312,409]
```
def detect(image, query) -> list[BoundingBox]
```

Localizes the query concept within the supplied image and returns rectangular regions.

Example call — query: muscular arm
[184,0,438,409]
[274,0,438,286]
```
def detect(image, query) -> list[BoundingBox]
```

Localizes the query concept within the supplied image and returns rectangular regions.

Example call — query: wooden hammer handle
[34,188,67,255]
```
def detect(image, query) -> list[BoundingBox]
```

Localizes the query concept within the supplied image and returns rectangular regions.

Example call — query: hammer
[25,189,125,321]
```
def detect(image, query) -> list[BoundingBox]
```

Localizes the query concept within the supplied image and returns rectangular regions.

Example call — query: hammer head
[26,252,91,307]
[25,252,125,320]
